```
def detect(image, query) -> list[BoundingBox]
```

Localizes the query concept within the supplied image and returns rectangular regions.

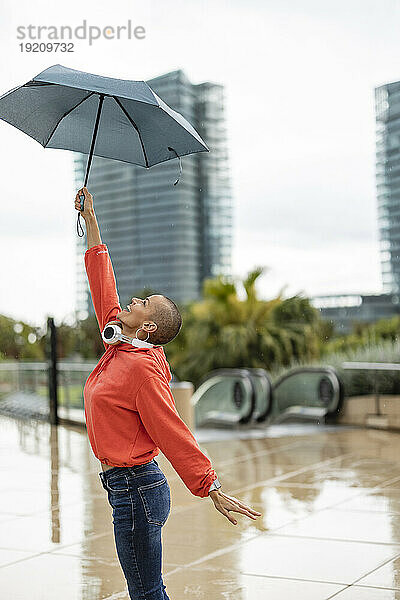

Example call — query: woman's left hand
[209,489,262,525]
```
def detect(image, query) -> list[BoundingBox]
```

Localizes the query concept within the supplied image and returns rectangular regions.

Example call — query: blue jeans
[99,458,171,599]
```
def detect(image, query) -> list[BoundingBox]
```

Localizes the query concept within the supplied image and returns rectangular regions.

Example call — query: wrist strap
[77,212,85,237]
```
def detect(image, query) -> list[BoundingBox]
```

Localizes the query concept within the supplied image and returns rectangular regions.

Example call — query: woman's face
[116,294,164,336]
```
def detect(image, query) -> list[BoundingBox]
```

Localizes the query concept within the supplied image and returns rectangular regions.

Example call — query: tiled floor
[2,416,400,598]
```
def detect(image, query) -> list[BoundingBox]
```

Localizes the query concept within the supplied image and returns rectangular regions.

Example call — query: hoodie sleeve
[84,243,122,348]
[135,376,218,498]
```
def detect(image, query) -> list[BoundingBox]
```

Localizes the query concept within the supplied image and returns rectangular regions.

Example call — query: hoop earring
[135,327,150,342]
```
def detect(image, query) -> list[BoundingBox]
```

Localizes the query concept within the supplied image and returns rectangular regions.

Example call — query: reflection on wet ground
[2,416,400,598]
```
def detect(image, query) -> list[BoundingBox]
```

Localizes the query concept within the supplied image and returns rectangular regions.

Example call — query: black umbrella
[0,64,209,236]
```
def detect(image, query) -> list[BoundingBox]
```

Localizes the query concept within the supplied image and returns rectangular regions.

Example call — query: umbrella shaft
[84,94,105,187]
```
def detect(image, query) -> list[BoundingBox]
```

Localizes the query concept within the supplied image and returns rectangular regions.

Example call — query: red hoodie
[83,243,218,498]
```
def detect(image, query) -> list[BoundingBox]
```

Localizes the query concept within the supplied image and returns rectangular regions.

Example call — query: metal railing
[0,360,97,422]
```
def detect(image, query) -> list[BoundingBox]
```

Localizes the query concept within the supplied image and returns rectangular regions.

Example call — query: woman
[75,187,262,600]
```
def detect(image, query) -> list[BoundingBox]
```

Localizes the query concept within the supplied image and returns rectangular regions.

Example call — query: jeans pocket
[99,472,129,493]
[138,477,171,526]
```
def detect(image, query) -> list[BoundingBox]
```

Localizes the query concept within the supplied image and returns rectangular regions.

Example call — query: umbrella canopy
[0,64,209,235]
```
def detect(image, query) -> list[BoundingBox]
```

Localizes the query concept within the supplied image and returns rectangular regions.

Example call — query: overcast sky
[0,0,399,327]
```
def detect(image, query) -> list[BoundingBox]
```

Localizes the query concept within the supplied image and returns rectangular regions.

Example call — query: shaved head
[148,296,182,345]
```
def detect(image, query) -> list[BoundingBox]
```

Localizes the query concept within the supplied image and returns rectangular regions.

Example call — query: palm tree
[165,267,321,386]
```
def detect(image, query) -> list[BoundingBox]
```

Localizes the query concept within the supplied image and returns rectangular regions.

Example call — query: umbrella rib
[25,81,57,87]
[44,91,96,147]
[113,96,149,168]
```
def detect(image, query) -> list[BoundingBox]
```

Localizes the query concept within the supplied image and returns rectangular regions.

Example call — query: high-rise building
[75,70,232,319]
[311,292,400,334]
[375,81,400,293]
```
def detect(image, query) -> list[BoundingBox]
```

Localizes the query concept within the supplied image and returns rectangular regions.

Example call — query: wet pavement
[2,417,400,598]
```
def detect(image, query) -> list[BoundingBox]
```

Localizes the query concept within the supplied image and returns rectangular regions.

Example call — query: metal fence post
[47,317,58,425]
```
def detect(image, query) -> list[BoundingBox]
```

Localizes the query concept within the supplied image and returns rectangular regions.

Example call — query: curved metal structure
[192,368,256,427]
[272,366,344,424]
[245,368,273,423]
[192,366,344,428]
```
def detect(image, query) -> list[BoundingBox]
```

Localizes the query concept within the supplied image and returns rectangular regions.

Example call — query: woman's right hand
[75,186,94,220]
[210,489,262,526]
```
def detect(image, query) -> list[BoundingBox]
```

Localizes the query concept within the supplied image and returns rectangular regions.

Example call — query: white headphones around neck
[101,322,156,348]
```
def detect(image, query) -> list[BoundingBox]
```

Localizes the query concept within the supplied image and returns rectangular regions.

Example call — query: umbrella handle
[76,193,85,237]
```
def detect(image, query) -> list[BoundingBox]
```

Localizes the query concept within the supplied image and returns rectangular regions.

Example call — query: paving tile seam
[49,550,119,563]
[267,501,400,533]
[348,476,400,494]
[28,550,119,567]
[264,471,400,532]
[379,479,400,490]
[222,454,381,531]
[326,583,400,600]
[326,585,352,599]
[344,547,400,588]
[340,474,400,496]
[0,499,85,520]
[185,565,352,587]
[333,507,400,515]
[261,481,323,488]
[163,531,265,575]
[0,549,52,569]
[356,583,400,591]
[0,528,112,568]
[160,563,189,578]
[379,474,400,488]
[230,471,377,535]
[208,438,331,466]
[212,451,359,497]
[236,571,350,587]
[166,522,400,578]
[265,531,400,547]
[261,495,368,531]
[310,476,400,515]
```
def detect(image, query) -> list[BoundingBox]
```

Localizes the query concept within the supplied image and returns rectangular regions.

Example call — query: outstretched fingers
[219,506,238,526]
[215,492,261,525]
[220,491,261,512]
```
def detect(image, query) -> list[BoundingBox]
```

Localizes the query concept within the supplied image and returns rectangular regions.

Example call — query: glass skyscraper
[74,70,232,318]
[375,80,400,293]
